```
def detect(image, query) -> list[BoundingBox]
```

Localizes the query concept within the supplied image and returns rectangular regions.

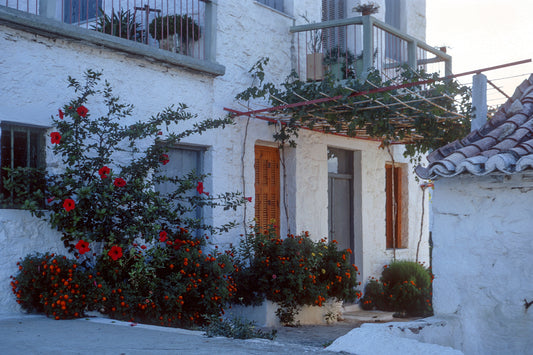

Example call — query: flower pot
[306,53,325,81]
[225,299,343,327]
[159,34,178,52]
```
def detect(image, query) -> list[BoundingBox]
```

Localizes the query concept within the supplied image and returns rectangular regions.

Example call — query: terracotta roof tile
[416,74,533,179]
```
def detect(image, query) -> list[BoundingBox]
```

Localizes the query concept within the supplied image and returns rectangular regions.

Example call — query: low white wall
[0,210,67,314]
[225,299,342,327]
[431,173,533,354]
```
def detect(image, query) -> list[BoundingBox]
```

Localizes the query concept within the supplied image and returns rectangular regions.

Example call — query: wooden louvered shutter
[322,0,346,52]
[255,146,280,236]
[386,164,402,248]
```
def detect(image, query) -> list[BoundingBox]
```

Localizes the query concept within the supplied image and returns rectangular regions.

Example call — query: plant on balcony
[323,47,358,80]
[93,8,143,42]
[301,14,324,81]
[149,14,201,42]
[353,2,380,15]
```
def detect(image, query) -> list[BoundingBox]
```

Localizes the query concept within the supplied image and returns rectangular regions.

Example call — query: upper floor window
[322,0,346,52]
[257,0,284,13]
[385,0,401,30]
[62,0,102,24]
[385,0,404,62]
[0,122,46,208]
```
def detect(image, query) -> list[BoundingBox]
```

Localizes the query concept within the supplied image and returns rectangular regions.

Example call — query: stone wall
[431,174,533,354]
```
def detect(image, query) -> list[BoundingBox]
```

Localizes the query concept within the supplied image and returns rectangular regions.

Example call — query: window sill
[254,1,294,19]
[0,6,225,76]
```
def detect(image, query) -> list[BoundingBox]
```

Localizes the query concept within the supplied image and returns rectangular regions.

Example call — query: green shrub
[11,253,97,319]
[149,15,201,41]
[93,8,143,42]
[381,260,433,316]
[360,261,433,317]
[203,316,277,340]
[233,226,361,325]
[360,279,384,311]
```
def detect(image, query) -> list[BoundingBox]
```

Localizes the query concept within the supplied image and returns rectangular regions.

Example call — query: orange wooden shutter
[386,164,402,248]
[254,146,280,236]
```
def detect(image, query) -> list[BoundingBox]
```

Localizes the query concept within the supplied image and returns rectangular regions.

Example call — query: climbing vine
[234,57,472,160]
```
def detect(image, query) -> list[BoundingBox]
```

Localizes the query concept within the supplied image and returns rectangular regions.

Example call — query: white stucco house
[412,75,533,354]
[0,0,446,315]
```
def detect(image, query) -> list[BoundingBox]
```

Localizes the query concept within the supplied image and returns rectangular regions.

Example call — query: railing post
[362,15,373,79]
[408,40,417,70]
[204,1,217,62]
[39,0,58,20]
[444,58,453,77]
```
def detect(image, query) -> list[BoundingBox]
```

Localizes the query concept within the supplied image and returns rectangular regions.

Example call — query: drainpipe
[471,73,488,132]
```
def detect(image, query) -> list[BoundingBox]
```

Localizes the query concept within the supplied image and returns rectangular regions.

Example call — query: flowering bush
[7,70,243,326]
[360,260,433,317]
[91,229,237,327]
[233,226,360,325]
[10,253,98,320]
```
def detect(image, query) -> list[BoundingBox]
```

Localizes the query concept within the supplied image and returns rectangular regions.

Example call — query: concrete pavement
[0,314,353,354]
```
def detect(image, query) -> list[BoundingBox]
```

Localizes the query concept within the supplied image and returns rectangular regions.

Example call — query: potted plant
[302,15,325,81]
[93,8,143,42]
[149,14,201,53]
[324,47,357,81]
[353,2,380,16]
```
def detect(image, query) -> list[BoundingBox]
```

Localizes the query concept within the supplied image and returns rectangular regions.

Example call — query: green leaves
[233,228,360,325]
[236,60,472,159]
[3,69,243,256]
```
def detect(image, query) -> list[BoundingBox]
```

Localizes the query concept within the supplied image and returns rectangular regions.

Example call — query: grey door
[327,148,354,263]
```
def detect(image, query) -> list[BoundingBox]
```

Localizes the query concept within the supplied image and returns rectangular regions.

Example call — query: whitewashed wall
[290,130,430,283]
[0,0,429,314]
[431,174,533,355]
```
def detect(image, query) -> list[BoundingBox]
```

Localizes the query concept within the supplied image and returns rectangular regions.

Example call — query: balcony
[1,0,222,74]
[291,15,451,82]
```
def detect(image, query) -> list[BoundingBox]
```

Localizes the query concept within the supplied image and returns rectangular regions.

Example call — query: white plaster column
[471,73,488,132]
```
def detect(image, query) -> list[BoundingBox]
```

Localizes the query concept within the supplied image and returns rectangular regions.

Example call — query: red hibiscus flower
[108,245,123,261]
[245,197,252,202]
[98,166,111,179]
[63,198,75,212]
[159,231,168,242]
[75,240,91,255]
[58,109,64,119]
[160,154,169,165]
[196,182,209,196]
[50,132,61,144]
[76,105,88,117]
[113,177,126,187]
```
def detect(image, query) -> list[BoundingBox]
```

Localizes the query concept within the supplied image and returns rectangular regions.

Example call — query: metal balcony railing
[2,0,213,61]
[291,15,452,82]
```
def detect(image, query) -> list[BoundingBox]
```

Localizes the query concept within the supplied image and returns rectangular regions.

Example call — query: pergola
[224,60,530,144]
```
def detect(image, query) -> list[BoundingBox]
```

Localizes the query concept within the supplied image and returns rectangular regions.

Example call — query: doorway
[327,147,362,271]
